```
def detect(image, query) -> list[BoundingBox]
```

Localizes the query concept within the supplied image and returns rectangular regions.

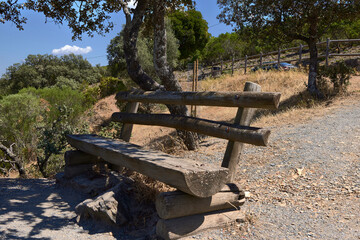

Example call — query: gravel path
[0,101,359,239]
[184,100,360,239]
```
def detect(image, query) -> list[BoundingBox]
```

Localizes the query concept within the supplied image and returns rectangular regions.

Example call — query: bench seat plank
[66,134,229,198]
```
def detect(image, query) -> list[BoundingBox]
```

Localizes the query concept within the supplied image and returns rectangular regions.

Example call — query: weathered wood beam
[156,209,245,240]
[66,134,228,198]
[112,112,270,146]
[222,82,261,182]
[116,91,281,109]
[120,102,139,142]
[156,183,245,219]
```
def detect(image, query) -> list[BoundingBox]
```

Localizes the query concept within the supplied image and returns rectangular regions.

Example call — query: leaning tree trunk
[121,0,198,150]
[122,0,161,91]
[152,0,198,150]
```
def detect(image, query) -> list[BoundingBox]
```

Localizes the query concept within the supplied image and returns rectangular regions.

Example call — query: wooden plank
[222,82,262,182]
[330,53,360,57]
[116,91,281,109]
[120,102,139,142]
[156,209,245,240]
[156,183,245,219]
[112,112,271,146]
[66,134,228,198]
[330,39,360,43]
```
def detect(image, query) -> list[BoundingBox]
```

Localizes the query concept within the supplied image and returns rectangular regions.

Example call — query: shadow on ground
[0,178,87,239]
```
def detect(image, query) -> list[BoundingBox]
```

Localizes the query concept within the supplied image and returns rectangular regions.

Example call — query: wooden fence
[197,38,360,76]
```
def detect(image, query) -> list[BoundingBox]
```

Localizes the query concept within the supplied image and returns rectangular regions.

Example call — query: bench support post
[120,102,139,142]
[221,81,261,181]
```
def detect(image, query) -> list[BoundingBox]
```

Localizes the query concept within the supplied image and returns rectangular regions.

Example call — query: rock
[75,184,128,226]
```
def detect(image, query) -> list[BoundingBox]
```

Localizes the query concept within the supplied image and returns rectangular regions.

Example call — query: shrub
[99,77,127,98]
[317,61,354,97]
[84,85,101,105]
[0,87,91,177]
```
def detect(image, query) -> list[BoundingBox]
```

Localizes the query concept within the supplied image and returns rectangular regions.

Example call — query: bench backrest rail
[115,82,279,182]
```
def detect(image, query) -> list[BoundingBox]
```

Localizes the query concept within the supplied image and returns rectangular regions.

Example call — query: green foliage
[217,1,360,43]
[99,77,127,98]
[107,30,127,77]
[0,92,44,175]
[169,9,210,60]
[98,122,123,139]
[328,19,360,40]
[202,32,244,64]
[84,85,101,105]
[20,87,89,121]
[317,61,354,97]
[0,54,102,95]
[0,87,91,177]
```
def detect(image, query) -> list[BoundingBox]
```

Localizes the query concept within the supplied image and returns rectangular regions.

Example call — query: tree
[107,18,180,79]
[217,0,360,97]
[0,53,102,95]
[169,9,210,60]
[2,0,198,150]
[202,32,243,65]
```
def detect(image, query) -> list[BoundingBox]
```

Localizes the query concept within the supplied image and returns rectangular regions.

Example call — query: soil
[1,81,359,239]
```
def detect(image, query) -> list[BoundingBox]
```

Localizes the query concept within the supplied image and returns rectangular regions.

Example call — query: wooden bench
[66,81,280,239]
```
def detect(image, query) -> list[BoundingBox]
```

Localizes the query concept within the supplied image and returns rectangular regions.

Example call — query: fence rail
[199,38,360,76]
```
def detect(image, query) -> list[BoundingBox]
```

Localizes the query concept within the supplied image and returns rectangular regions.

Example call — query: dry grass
[199,69,307,99]
[185,70,360,128]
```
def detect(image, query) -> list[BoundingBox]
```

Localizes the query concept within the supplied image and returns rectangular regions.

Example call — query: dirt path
[1,98,359,239]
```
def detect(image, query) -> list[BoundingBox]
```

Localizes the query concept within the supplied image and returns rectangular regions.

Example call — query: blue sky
[0,0,233,76]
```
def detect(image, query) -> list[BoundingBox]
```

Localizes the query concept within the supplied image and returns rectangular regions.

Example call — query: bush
[317,61,354,97]
[99,77,127,98]
[0,87,91,177]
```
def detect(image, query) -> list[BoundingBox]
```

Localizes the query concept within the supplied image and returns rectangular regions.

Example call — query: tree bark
[307,39,322,98]
[151,0,198,150]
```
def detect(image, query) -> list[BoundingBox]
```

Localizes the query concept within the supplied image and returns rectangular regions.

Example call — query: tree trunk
[151,0,198,150]
[122,0,161,91]
[307,39,323,98]
[121,0,197,150]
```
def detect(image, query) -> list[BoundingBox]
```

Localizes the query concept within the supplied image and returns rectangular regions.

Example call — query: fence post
[326,38,330,66]
[277,48,281,67]
[231,54,235,76]
[244,55,247,74]
[260,52,263,67]
[191,61,195,116]
[299,44,303,66]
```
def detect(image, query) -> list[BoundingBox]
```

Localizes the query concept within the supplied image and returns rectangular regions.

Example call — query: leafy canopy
[169,9,209,60]
[202,32,243,64]
[217,0,360,44]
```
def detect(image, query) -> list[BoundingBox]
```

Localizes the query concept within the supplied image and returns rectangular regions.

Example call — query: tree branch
[0,142,17,160]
